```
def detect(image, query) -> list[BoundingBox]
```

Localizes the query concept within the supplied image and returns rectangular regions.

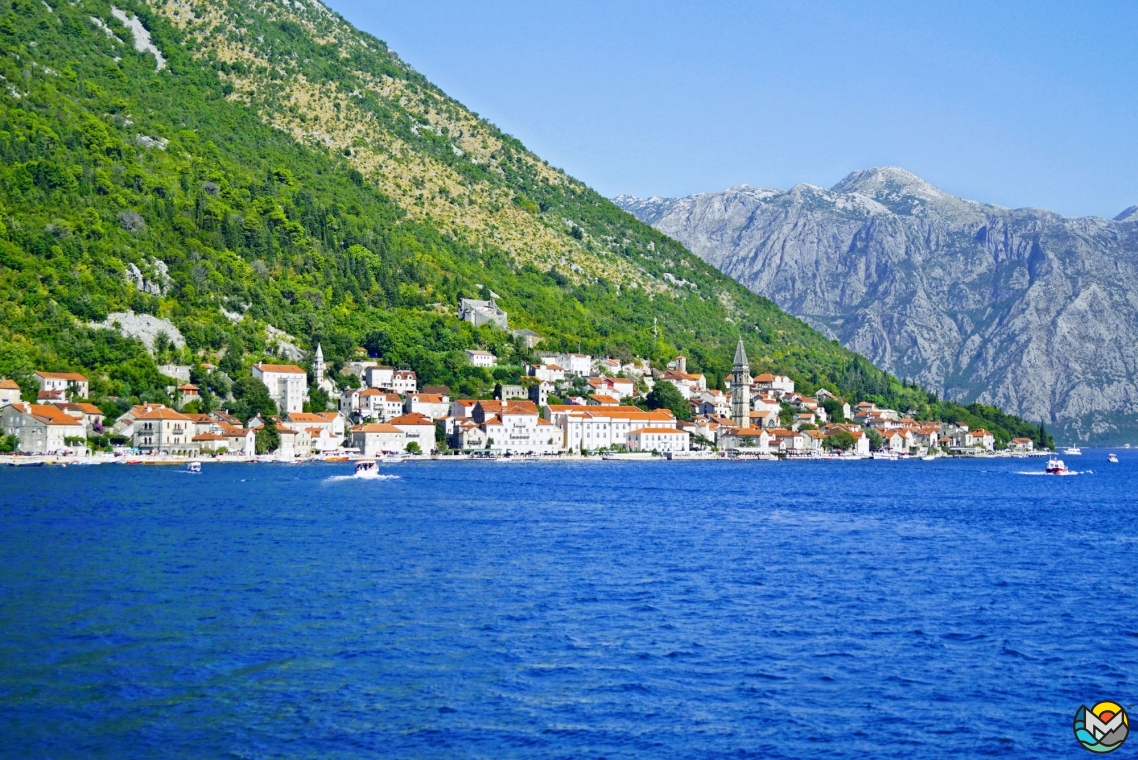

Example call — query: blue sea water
[0,455,1135,758]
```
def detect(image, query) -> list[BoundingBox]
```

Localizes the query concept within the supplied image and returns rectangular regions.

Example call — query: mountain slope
[616,167,1138,444]
[0,0,1043,442]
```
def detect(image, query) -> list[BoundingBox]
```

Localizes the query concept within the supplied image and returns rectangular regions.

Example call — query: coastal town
[0,299,1046,464]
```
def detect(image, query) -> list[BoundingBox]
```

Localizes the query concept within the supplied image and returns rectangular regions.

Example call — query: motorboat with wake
[1108,453,1119,463]
[353,459,381,478]
[1045,458,1070,475]
[186,461,201,474]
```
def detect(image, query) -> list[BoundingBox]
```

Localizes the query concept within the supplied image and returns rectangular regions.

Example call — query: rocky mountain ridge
[617,168,1138,443]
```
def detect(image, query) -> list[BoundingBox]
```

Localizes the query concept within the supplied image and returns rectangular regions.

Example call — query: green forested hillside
[0,0,1045,444]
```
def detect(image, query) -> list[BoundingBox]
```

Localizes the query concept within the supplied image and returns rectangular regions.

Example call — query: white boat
[1108,453,1119,463]
[1063,446,1082,456]
[1045,458,1069,475]
[380,453,404,464]
[921,455,937,461]
[353,459,381,478]
[186,461,201,474]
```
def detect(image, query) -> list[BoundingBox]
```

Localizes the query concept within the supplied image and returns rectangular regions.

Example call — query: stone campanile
[730,338,751,429]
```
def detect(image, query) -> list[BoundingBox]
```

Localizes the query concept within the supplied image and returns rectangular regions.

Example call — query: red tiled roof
[253,363,306,374]
[35,371,88,382]
[389,412,433,426]
[136,407,193,421]
[352,423,403,433]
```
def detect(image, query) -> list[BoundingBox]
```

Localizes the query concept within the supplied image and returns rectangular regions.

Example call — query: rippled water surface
[1,455,1135,757]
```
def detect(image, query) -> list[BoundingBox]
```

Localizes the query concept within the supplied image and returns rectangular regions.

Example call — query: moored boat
[1108,453,1119,463]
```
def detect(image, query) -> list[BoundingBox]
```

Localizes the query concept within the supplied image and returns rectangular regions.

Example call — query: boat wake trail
[1016,471,1087,476]
[324,474,400,483]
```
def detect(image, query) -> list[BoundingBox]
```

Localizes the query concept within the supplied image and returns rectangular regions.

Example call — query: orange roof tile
[352,423,403,433]
[136,407,194,421]
[35,371,88,381]
[389,412,434,426]
[253,363,306,374]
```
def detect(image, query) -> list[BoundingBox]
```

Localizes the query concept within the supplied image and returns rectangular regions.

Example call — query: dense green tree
[824,430,856,451]
[255,421,280,455]
[232,375,278,421]
[646,381,691,421]
[821,398,846,423]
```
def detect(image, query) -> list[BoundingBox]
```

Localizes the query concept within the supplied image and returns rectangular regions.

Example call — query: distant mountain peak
[829,167,979,218]
[1115,205,1138,222]
[616,173,1138,444]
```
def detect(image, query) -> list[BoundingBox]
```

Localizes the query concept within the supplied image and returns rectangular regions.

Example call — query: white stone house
[221,425,256,456]
[720,427,771,453]
[550,353,591,377]
[192,432,228,453]
[447,418,489,450]
[967,429,995,451]
[547,406,677,451]
[389,412,437,454]
[391,370,417,395]
[133,407,196,455]
[404,393,451,420]
[0,378,22,407]
[350,423,406,457]
[2,402,87,454]
[251,363,307,414]
[627,427,690,453]
[528,363,566,383]
[284,411,345,437]
[480,403,562,455]
[465,349,497,368]
[364,365,395,389]
[34,371,89,401]
[753,373,795,397]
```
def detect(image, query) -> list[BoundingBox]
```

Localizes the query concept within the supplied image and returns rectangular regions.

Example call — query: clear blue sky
[325,0,1138,218]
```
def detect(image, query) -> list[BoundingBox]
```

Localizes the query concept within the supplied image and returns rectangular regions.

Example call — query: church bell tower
[730,338,751,428]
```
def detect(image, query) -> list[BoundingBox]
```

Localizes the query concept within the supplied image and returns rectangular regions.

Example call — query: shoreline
[0,450,1061,467]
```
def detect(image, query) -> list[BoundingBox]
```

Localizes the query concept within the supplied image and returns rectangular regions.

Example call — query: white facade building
[350,423,406,457]
[627,427,689,453]
[389,412,437,454]
[251,363,307,414]
[0,379,21,407]
[465,349,497,368]
[34,371,89,401]
[364,365,395,389]
[546,405,677,451]
[132,407,196,455]
[391,370,417,395]
[2,402,87,454]
[480,403,562,454]
[404,393,450,420]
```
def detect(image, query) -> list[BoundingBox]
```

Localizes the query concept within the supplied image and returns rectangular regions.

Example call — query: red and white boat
[1045,458,1069,475]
